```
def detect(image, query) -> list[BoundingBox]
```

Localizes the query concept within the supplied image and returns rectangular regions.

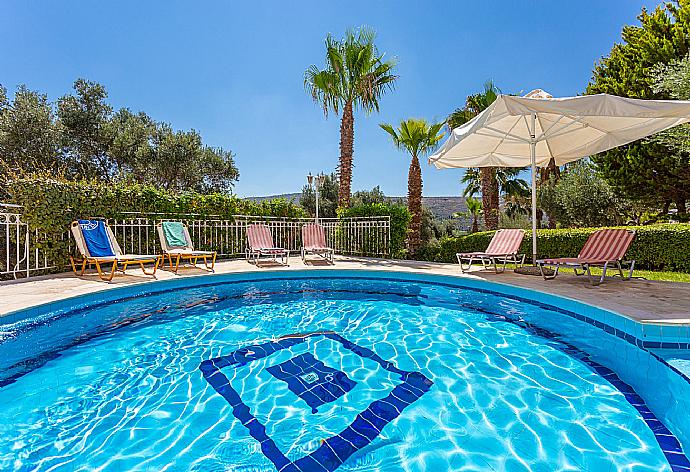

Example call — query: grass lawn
[558,266,690,283]
[469,263,690,283]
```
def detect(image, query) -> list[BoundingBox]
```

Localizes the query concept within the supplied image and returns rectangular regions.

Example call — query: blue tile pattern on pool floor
[199,332,433,472]
[266,352,356,414]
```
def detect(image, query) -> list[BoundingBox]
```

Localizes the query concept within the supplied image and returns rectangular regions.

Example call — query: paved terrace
[1,256,689,325]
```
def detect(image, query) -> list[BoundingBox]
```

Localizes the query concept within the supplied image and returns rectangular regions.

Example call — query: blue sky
[1,0,659,197]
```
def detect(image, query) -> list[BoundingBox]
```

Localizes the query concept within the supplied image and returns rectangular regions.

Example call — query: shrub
[338,202,411,258]
[427,224,690,272]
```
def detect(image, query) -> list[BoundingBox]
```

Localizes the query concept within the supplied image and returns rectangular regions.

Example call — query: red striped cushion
[247,224,274,249]
[485,229,525,255]
[302,224,327,250]
[579,229,635,262]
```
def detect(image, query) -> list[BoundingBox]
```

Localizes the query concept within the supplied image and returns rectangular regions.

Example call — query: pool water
[0,275,688,471]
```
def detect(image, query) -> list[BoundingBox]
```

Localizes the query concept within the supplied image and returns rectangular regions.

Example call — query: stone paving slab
[1,256,689,325]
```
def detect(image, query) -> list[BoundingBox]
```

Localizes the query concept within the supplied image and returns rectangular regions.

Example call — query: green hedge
[338,203,411,258]
[5,177,306,271]
[424,224,690,273]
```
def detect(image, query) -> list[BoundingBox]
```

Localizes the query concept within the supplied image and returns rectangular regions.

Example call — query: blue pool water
[1,271,690,471]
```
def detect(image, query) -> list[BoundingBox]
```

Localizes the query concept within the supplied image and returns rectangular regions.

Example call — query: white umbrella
[429,90,690,263]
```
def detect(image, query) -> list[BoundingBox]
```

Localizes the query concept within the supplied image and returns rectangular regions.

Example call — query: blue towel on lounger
[78,220,115,257]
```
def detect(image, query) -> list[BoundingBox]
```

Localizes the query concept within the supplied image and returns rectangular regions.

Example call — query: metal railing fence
[0,204,60,278]
[0,206,390,279]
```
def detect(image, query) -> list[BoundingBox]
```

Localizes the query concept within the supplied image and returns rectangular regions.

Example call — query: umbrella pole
[530,113,538,265]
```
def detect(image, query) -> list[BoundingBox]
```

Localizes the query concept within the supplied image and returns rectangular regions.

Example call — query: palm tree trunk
[407,154,423,255]
[481,167,499,230]
[472,215,479,233]
[338,101,354,208]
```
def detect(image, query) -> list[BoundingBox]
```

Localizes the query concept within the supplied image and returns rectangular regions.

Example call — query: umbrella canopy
[429,90,690,263]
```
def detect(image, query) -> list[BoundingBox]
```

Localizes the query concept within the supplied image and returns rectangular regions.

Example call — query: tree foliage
[586,0,690,213]
[305,27,398,207]
[538,160,631,228]
[650,53,690,154]
[0,79,239,193]
[300,172,340,218]
[0,85,60,175]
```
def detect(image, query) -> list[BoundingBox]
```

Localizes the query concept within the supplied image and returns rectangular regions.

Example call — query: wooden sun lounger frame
[69,221,160,282]
[537,229,636,286]
[456,229,526,274]
[156,222,217,273]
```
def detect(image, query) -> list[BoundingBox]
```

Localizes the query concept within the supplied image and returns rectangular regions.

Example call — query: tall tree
[146,124,238,193]
[106,108,155,178]
[587,0,690,214]
[380,118,444,255]
[57,79,113,179]
[447,81,502,229]
[305,27,398,207]
[0,85,60,176]
[1,80,239,192]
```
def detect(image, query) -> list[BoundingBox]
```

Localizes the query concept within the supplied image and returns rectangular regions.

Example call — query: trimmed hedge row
[338,203,412,258]
[423,224,690,273]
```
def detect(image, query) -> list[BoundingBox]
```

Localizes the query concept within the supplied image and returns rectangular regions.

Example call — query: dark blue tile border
[199,332,432,472]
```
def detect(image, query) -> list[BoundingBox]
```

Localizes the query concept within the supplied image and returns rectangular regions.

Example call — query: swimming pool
[2,270,690,471]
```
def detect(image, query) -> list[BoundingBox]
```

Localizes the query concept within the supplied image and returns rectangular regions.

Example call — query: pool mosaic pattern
[1,274,690,471]
[266,351,357,413]
[201,332,432,471]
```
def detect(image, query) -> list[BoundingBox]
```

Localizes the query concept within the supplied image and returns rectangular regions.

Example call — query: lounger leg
[539,263,559,280]
[457,255,473,273]
[203,253,216,272]
[591,262,608,286]
[70,256,88,276]
[94,260,117,282]
[621,260,635,280]
[139,257,159,276]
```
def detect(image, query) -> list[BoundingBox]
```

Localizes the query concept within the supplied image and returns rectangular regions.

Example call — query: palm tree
[305,27,398,208]
[447,80,502,229]
[464,196,482,233]
[379,118,444,255]
[460,167,530,200]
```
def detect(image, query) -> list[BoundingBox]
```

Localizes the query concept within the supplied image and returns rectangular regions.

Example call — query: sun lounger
[156,221,217,273]
[301,224,334,263]
[456,228,525,273]
[246,224,289,266]
[70,220,160,281]
[537,228,636,285]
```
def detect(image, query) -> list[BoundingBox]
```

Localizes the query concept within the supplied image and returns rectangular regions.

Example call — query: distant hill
[246,193,468,221]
